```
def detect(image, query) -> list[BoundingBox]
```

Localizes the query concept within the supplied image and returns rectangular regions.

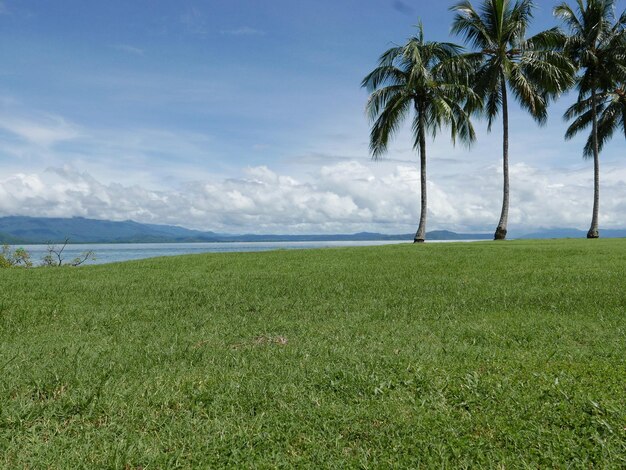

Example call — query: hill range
[0,216,624,244]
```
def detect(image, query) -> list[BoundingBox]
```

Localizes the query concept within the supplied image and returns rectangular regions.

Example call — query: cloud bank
[1,161,624,235]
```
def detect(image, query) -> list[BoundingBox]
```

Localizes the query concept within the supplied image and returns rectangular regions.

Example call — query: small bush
[41,239,95,267]
[0,244,33,268]
[1,240,95,268]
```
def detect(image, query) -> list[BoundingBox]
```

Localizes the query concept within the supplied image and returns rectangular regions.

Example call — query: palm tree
[362,25,479,243]
[556,0,626,238]
[451,0,574,240]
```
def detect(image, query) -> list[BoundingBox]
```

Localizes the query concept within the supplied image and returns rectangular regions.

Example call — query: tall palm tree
[556,0,626,238]
[362,25,479,243]
[451,0,574,240]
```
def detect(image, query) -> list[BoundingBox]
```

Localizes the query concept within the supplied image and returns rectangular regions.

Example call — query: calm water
[17,240,412,265]
[15,239,483,266]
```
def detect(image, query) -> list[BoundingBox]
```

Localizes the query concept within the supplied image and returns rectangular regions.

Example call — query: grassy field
[1,239,625,468]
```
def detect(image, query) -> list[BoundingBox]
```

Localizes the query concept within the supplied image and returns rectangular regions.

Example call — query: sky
[0,0,625,235]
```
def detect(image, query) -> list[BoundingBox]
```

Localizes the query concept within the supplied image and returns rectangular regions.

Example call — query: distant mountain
[6,216,621,245]
[0,231,22,244]
[427,230,492,240]
[519,228,626,239]
[0,216,220,244]
[0,216,492,244]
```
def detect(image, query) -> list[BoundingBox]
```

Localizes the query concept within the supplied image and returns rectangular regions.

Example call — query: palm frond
[450,1,494,50]
[563,95,594,120]
[365,85,408,122]
[524,27,568,50]
[361,66,407,92]
[554,2,584,36]
[520,50,575,95]
[583,99,620,156]
[505,0,534,46]
[369,92,412,159]
[472,59,503,129]
[564,107,594,139]
[508,63,548,124]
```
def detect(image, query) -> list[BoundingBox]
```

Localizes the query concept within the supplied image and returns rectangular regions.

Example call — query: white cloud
[0,101,623,236]
[0,110,222,188]
[0,161,624,235]
[0,113,81,147]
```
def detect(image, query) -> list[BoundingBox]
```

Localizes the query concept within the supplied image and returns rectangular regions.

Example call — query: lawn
[1,239,625,467]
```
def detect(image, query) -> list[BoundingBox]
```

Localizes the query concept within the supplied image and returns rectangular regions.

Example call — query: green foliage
[451,0,575,129]
[0,244,33,268]
[0,240,625,467]
[558,0,626,158]
[362,24,478,159]
[565,88,626,156]
[0,242,95,269]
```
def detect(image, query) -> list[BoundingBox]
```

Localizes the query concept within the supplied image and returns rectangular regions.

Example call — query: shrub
[0,244,33,268]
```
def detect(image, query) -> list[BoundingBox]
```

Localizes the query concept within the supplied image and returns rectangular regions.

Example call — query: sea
[16,240,406,265]
[15,239,480,266]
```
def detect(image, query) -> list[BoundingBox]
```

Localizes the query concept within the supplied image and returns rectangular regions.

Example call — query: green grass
[1,239,625,468]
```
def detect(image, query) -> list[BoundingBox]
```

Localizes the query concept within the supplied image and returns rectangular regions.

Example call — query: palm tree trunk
[414,105,427,243]
[587,90,600,239]
[495,74,509,241]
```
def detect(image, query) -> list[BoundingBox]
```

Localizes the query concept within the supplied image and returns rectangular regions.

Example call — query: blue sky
[1,0,625,234]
